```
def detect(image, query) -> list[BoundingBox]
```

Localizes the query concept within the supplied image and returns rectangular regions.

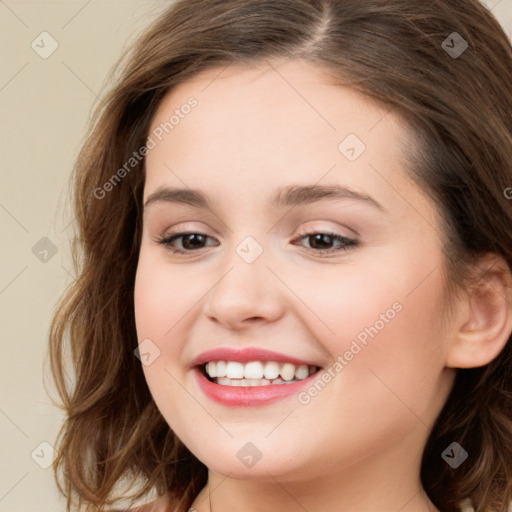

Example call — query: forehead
[147,59,397,159]
[143,58,425,218]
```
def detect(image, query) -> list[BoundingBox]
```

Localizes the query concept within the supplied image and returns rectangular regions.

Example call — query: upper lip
[190,347,322,368]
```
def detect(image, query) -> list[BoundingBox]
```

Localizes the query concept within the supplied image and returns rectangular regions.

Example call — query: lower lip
[194,367,320,406]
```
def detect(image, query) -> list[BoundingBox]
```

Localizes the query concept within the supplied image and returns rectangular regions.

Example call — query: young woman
[48,1,512,511]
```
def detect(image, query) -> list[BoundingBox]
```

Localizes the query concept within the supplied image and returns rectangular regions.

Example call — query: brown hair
[47,1,512,511]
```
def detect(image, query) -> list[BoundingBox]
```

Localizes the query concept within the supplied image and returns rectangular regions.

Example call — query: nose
[203,243,286,330]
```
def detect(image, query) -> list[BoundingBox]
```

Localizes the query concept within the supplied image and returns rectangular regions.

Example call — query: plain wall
[1,1,511,511]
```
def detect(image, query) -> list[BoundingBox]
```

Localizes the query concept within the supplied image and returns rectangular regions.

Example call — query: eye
[156,231,218,254]
[290,231,359,255]
[155,230,359,256]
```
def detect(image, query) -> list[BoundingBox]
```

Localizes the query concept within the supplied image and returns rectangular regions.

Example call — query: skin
[133,58,512,512]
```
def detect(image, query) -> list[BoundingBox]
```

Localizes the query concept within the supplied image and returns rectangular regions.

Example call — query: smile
[202,360,318,386]
[191,347,323,406]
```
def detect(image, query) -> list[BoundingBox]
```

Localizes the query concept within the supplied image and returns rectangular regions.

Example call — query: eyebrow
[143,184,385,212]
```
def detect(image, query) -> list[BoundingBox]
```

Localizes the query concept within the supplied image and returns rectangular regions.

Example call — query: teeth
[263,361,280,380]
[280,363,295,381]
[204,360,317,385]
[244,361,264,379]
[296,365,309,379]
[216,360,227,378]
[225,361,244,379]
[217,377,273,387]
[215,376,294,387]
[206,361,216,378]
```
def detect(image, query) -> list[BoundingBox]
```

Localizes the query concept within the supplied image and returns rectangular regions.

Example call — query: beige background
[1,1,511,511]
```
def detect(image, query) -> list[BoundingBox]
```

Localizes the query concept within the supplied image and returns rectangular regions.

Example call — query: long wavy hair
[47,1,512,511]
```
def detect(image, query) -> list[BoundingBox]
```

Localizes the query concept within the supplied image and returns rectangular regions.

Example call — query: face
[134,58,456,483]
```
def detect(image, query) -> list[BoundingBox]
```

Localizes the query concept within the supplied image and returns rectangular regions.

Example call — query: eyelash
[155,230,359,256]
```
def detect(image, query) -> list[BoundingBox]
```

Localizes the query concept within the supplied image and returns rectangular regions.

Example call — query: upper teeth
[205,360,314,381]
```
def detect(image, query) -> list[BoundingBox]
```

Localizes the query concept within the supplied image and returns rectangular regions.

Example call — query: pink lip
[194,366,320,407]
[190,347,319,368]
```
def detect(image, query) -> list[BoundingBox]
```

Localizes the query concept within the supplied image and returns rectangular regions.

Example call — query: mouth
[191,347,324,406]
[199,360,321,386]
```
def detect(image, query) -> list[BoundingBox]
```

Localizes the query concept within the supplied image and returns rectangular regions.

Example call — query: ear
[446,253,512,369]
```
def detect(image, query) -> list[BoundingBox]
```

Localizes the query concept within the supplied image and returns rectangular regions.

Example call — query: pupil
[310,234,331,249]
[184,234,204,249]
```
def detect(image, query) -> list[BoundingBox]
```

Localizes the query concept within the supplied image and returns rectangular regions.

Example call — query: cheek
[133,251,189,389]
[323,273,448,425]
[134,248,205,341]
[133,253,202,432]
[295,253,448,396]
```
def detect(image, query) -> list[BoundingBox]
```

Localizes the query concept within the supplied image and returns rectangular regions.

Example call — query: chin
[189,440,310,479]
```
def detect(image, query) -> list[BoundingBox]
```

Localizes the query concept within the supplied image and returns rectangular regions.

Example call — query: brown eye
[156,232,218,254]
[292,231,359,255]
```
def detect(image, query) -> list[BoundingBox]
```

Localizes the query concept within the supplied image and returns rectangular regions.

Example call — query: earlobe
[446,254,512,369]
